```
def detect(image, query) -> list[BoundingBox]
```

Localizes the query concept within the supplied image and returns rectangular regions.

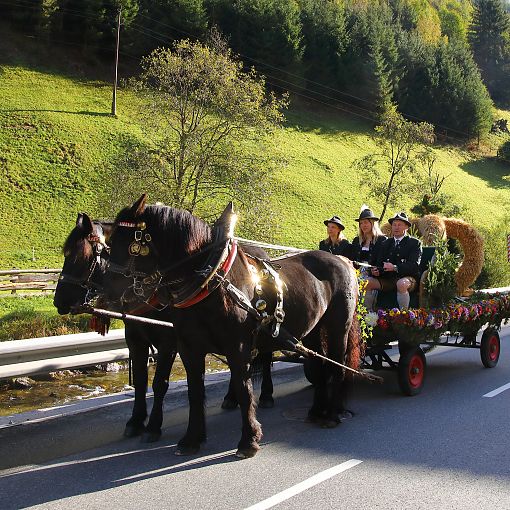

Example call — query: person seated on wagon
[349,206,387,310]
[319,215,351,256]
[366,211,422,310]
[350,205,387,266]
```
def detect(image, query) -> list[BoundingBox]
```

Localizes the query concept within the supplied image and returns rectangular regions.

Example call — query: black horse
[54,213,274,442]
[54,212,177,442]
[103,195,361,458]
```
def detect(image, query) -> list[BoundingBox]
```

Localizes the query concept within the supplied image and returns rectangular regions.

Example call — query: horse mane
[115,204,212,260]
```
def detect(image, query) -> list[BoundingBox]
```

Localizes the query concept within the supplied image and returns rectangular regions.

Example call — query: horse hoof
[175,445,200,456]
[339,410,354,422]
[124,424,145,438]
[235,446,259,459]
[221,399,238,410]
[320,419,340,429]
[258,397,274,409]
[141,430,161,443]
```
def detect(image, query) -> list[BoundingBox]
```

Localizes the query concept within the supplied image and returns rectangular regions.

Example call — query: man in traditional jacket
[369,211,422,310]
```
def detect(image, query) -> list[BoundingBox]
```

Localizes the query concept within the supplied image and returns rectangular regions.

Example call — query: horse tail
[345,307,362,372]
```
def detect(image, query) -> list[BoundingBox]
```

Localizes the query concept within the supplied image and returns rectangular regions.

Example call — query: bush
[475,219,510,289]
[498,139,510,164]
[424,237,459,307]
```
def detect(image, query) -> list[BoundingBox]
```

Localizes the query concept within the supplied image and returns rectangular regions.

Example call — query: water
[0,355,229,416]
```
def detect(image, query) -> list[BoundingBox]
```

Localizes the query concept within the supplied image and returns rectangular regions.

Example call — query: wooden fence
[0,269,61,296]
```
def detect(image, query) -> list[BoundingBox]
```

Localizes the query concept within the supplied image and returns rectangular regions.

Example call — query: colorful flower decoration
[368,293,510,345]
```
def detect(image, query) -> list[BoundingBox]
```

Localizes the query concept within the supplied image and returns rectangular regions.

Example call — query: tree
[353,105,435,222]
[208,0,303,85]
[298,0,349,95]
[113,38,288,234]
[469,0,510,101]
[132,0,208,57]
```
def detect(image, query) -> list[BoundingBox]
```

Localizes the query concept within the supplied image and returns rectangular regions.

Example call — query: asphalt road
[1,329,510,510]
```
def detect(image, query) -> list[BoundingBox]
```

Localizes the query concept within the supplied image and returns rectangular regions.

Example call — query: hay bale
[444,218,484,295]
[414,215,446,245]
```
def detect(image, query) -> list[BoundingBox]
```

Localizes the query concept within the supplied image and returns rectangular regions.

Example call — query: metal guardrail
[0,330,128,380]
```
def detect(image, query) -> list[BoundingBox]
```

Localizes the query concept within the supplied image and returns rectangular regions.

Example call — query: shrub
[424,237,459,306]
[498,139,510,164]
[475,219,510,289]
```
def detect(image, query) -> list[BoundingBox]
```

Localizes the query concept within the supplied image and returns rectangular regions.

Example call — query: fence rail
[0,330,127,380]
[0,269,61,295]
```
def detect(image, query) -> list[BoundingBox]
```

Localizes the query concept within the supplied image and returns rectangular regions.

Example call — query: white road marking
[244,459,362,510]
[483,382,510,398]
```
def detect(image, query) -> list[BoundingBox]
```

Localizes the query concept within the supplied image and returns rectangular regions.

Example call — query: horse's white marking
[243,459,363,510]
[483,382,510,398]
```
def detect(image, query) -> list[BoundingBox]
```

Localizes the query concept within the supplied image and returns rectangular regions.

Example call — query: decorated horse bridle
[106,219,238,309]
[58,230,110,303]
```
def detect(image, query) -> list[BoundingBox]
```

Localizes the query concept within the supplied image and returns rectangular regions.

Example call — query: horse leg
[303,328,330,423]
[221,377,239,410]
[142,347,177,443]
[224,351,274,410]
[124,340,149,438]
[258,351,274,408]
[228,354,262,459]
[175,348,206,456]
[322,304,355,427]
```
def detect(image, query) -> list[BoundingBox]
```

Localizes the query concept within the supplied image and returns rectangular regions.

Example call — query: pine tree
[469,0,510,101]
[299,0,349,96]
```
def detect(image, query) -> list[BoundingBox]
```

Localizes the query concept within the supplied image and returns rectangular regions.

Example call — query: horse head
[53,212,110,315]
[104,194,220,311]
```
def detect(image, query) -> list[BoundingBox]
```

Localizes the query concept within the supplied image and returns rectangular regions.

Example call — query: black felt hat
[323,215,345,230]
[355,208,379,222]
[388,211,412,227]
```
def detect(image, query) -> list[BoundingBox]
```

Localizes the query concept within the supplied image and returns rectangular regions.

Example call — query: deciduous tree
[353,105,435,222]
[112,37,288,236]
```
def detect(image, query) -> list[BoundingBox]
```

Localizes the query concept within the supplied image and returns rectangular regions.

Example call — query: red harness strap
[175,239,238,309]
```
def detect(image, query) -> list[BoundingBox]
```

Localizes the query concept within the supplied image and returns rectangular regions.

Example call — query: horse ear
[214,202,237,237]
[131,194,147,217]
[79,213,94,234]
[76,212,93,234]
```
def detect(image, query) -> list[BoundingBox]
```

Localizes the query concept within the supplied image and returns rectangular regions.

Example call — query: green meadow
[0,58,509,339]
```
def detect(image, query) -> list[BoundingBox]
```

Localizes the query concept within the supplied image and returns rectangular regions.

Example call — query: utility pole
[111,7,121,117]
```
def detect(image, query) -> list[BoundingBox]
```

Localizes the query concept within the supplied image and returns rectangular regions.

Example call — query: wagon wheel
[480,327,500,368]
[398,347,426,396]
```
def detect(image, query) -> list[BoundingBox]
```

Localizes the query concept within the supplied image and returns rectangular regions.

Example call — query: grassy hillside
[1,64,510,269]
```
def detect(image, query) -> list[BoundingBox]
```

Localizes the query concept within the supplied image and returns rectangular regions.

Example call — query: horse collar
[173,239,238,308]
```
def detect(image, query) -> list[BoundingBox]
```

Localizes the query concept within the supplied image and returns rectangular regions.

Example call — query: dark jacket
[319,238,351,256]
[349,235,387,266]
[376,235,422,280]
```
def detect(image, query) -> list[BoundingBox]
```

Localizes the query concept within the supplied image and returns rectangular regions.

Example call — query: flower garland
[366,294,510,344]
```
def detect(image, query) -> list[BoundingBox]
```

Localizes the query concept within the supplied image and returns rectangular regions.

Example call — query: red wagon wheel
[480,327,500,368]
[398,347,426,396]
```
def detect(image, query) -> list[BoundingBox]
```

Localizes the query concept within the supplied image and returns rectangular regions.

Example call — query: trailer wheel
[398,347,426,396]
[480,328,500,368]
